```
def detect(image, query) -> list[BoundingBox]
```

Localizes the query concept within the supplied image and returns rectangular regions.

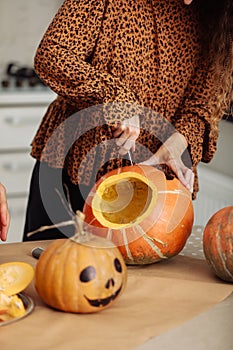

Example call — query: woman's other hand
[0,183,10,241]
[140,132,194,193]
[112,115,140,155]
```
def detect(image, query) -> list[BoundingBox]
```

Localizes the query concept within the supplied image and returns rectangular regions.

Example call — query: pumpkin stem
[26,220,74,238]
[26,211,88,240]
[76,211,85,234]
[55,185,74,218]
[71,211,90,242]
[27,185,77,238]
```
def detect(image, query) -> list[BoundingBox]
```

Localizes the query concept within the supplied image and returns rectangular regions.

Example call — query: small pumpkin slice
[0,262,34,296]
[0,291,26,321]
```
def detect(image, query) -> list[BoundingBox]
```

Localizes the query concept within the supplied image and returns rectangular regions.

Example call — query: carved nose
[105,278,115,289]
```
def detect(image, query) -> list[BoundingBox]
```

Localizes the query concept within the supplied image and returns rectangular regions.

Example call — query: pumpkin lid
[0,262,34,296]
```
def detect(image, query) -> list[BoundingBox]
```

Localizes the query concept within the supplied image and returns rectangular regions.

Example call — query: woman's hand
[183,0,193,5]
[112,115,140,155]
[0,183,10,241]
[140,132,194,193]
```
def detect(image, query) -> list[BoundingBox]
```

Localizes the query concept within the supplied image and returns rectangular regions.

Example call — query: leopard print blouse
[31,0,224,199]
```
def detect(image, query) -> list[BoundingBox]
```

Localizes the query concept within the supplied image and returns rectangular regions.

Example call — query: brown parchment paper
[0,240,232,350]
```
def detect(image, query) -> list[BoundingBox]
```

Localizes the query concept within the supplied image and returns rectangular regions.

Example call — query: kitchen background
[0,0,63,76]
[0,0,233,244]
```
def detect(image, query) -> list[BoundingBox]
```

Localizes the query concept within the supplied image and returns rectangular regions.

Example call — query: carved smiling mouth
[84,284,123,307]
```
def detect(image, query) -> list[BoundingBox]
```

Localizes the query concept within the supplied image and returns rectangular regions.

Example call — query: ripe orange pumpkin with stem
[203,206,233,282]
[83,165,194,265]
[33,211,127,314]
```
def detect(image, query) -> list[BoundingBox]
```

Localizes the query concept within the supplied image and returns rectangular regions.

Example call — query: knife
[122,150,134,166]
[127,150,134,165]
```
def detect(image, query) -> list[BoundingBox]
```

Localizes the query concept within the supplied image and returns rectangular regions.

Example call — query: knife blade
[127,150,134,166]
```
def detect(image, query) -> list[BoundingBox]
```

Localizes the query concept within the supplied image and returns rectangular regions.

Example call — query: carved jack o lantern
[34,212,127,313]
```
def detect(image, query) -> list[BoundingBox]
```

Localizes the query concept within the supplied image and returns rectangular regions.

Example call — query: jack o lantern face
[77,249,127,310]
[34,235,127,314]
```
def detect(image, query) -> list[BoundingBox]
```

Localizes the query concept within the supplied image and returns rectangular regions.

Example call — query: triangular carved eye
[80,266,96,282]
[114,258,122,273]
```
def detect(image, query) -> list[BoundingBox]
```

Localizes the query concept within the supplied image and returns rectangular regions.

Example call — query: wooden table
[0,240,232,350]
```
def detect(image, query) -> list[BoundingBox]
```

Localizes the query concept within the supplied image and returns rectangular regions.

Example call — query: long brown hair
[200,0,233,133]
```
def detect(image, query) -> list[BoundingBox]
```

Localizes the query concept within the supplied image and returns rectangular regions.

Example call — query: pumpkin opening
[92,172,157,228]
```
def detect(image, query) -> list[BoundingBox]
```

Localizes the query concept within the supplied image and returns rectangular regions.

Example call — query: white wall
[207,119,233,178]
[0,0,63,76]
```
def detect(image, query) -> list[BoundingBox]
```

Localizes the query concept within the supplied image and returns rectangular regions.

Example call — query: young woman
[23,0,233,240]
[0,183,10,241]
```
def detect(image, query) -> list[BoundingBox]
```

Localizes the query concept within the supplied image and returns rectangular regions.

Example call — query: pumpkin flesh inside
[92,172,157,229]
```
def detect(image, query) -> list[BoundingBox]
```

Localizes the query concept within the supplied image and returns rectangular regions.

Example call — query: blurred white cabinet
[0,89,56,243]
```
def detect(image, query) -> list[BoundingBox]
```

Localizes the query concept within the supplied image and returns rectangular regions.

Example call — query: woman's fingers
[0,184,10,241]
[0,211,10,241]
[177,167,194,192]
[168,158,194,192]
[183,0,193,5]
[112,125,125,139]
[112,115,140,154]
[140,156,194,193]
[140,155,159,167]
[184,168,194,192]
[117,138,136,155]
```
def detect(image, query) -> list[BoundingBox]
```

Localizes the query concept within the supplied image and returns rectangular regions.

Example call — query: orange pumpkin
[203,206,233,282]
[83,165,194,265]
[35,212,127,313]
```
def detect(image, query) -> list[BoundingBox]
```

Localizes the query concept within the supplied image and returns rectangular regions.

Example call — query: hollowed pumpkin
[83,165,194,265]
[203,206,233,282]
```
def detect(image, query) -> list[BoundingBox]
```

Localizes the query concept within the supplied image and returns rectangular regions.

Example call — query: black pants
[23,161,93,241]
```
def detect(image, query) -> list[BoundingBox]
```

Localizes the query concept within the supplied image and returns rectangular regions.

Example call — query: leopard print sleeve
[172,60,226,167]
[34,0,140,124]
